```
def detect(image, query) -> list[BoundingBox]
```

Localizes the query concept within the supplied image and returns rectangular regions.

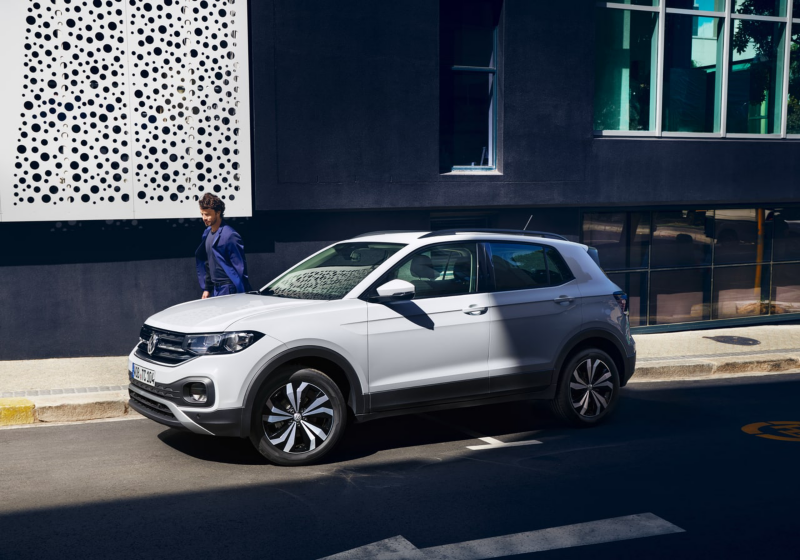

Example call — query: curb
[630,354,800,382]
[0,398,36,426]
[1,355,799,427]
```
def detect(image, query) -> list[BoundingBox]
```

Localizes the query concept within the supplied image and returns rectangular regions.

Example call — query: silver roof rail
[419,228,569,241]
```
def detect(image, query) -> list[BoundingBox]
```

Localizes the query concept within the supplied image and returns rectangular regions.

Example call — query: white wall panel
[0,0,251,223]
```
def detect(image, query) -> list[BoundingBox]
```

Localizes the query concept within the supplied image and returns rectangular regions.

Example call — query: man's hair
[199,193,225,216]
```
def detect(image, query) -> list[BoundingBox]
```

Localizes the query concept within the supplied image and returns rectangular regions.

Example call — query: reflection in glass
[442,72,495,167]
[770,208,800,261]
[582,212,650,271]
[663,15,725,132]
[666,0,724,9]
[727,20,786,134]
[594,9,659,131]
[734,0,787,16]
[787,25,800,134]
[714,208,769,264]
[650,268,711,324]
[771,263,800,314]
[651,211,713,268]
[713,265,769,319]
[606,272,648,326]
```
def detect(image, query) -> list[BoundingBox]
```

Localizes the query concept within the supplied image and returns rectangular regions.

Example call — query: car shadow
[156,399,565,466]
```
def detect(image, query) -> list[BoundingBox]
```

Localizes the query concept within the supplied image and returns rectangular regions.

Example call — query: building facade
[1,0,799,361]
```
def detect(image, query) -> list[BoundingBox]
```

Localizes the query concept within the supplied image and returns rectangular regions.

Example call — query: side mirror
[373,279,415,302]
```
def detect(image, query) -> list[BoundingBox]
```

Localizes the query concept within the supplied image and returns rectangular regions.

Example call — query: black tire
[249,367,347,466]
[550,348,620,427]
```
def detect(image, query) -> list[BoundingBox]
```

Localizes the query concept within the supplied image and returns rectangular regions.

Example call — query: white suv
[128,229,635,465]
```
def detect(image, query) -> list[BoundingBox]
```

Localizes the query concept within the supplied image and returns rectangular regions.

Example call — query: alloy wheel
[569,358,614,418]
[262,382,334,454]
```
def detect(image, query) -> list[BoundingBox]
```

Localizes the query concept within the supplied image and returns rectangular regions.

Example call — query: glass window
[582,212,650,271]
[663,15,725,133]
[651,210,713,268]
[771,263,800,314]
[546,246,576,285]
[787,25,800,135]
[490,242,549,291]
[770,208,800,261]
[594,9,659,131]
[666,0,725,9]
[263,243,405,300]
[650,268,712,324]
[734,0,787,16]
[620,0,659,5]
[727,20,786,134]
[713,265,769,319]
[384,243,478,299]
[440,0,500,171]
[606,271,648,327]
[714,208,769,265]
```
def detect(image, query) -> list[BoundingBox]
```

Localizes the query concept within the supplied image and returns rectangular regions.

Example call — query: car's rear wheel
[249,367,346,466]
[551,348,620,427]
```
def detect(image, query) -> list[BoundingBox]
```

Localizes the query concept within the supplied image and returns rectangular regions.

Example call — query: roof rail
[352,230,426,238]
[420,228,569,241]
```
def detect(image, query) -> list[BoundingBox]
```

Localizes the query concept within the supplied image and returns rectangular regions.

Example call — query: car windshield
[261,242,406,300]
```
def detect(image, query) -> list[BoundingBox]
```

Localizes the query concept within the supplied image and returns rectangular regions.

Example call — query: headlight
[185,331,263,355]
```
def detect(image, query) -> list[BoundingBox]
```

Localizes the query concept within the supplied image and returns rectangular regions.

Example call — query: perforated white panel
[0,0,251,222]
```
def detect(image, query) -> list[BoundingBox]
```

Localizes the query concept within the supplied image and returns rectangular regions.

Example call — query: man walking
[195,193,251,298]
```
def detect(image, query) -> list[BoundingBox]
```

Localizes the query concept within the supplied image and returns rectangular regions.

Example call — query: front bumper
[128,384,245,437]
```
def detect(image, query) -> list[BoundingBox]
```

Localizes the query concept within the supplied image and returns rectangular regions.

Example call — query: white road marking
[419,413,542,450]
[319,513,684,560]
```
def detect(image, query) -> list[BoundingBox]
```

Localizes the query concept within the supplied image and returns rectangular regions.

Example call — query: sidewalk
[2,324,799,426]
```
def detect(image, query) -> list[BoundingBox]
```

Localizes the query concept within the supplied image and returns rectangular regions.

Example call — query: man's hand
[202,291,210,299]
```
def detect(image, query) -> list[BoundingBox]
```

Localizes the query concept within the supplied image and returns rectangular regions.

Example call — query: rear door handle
[553,296,575,304]
[462,305,488,315]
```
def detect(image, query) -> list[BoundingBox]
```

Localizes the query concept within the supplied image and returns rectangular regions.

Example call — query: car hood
[145,295,324,333]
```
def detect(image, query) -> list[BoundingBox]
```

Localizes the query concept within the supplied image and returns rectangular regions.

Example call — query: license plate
[132,364,156,387]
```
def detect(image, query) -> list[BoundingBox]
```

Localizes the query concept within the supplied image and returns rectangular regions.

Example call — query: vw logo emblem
[147,333,159,355]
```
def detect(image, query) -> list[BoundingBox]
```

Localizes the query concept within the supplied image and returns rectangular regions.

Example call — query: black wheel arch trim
[553,328,633,387]
[240,345,365,437]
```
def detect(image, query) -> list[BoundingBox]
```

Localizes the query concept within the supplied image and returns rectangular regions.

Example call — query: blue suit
[195,222,252,295]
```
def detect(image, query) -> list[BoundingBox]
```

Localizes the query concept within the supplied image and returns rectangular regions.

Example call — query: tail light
[613,291,628,315]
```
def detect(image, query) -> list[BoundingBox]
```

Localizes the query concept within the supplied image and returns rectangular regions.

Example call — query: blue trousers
[212,284,237,297]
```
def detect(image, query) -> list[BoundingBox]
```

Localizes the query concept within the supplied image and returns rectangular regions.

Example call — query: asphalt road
[1,374,799,560]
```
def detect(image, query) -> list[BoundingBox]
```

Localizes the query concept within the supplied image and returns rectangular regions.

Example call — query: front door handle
[553,295,575,304]
[462,305,488,315]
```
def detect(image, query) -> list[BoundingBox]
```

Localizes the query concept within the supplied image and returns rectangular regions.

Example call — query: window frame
[594,0,798,139]
[440,0,501,173]
[485,241,576,293]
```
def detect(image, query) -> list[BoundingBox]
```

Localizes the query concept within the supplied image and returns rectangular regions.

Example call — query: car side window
[489,243,549,291]
[384,243,478,299]
[545,246,575,285]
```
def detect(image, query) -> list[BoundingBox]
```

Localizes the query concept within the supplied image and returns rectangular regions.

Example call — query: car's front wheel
[249,367,347,466]
[551,348,620,427]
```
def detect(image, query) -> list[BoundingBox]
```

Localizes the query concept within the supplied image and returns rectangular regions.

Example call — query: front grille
[129,389,176,421]
[136,325,194,365]
[130,378,181,401]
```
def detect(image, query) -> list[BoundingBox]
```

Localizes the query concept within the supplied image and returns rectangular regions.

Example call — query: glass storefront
[583,208,800,327]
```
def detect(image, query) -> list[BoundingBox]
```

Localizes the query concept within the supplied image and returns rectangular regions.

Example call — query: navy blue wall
[3,0,800,360]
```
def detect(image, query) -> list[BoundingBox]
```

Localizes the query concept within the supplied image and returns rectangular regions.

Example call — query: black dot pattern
[8,0,249,220]
[12,0,133,211]
[129,0,244,208]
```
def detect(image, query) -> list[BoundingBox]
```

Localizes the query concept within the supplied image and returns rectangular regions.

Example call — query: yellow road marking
[741,421,800,442]
[0,398,36,426]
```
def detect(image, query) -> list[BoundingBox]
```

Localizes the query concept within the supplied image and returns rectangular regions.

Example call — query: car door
[365,242,492,412]
[486,242,583,394]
